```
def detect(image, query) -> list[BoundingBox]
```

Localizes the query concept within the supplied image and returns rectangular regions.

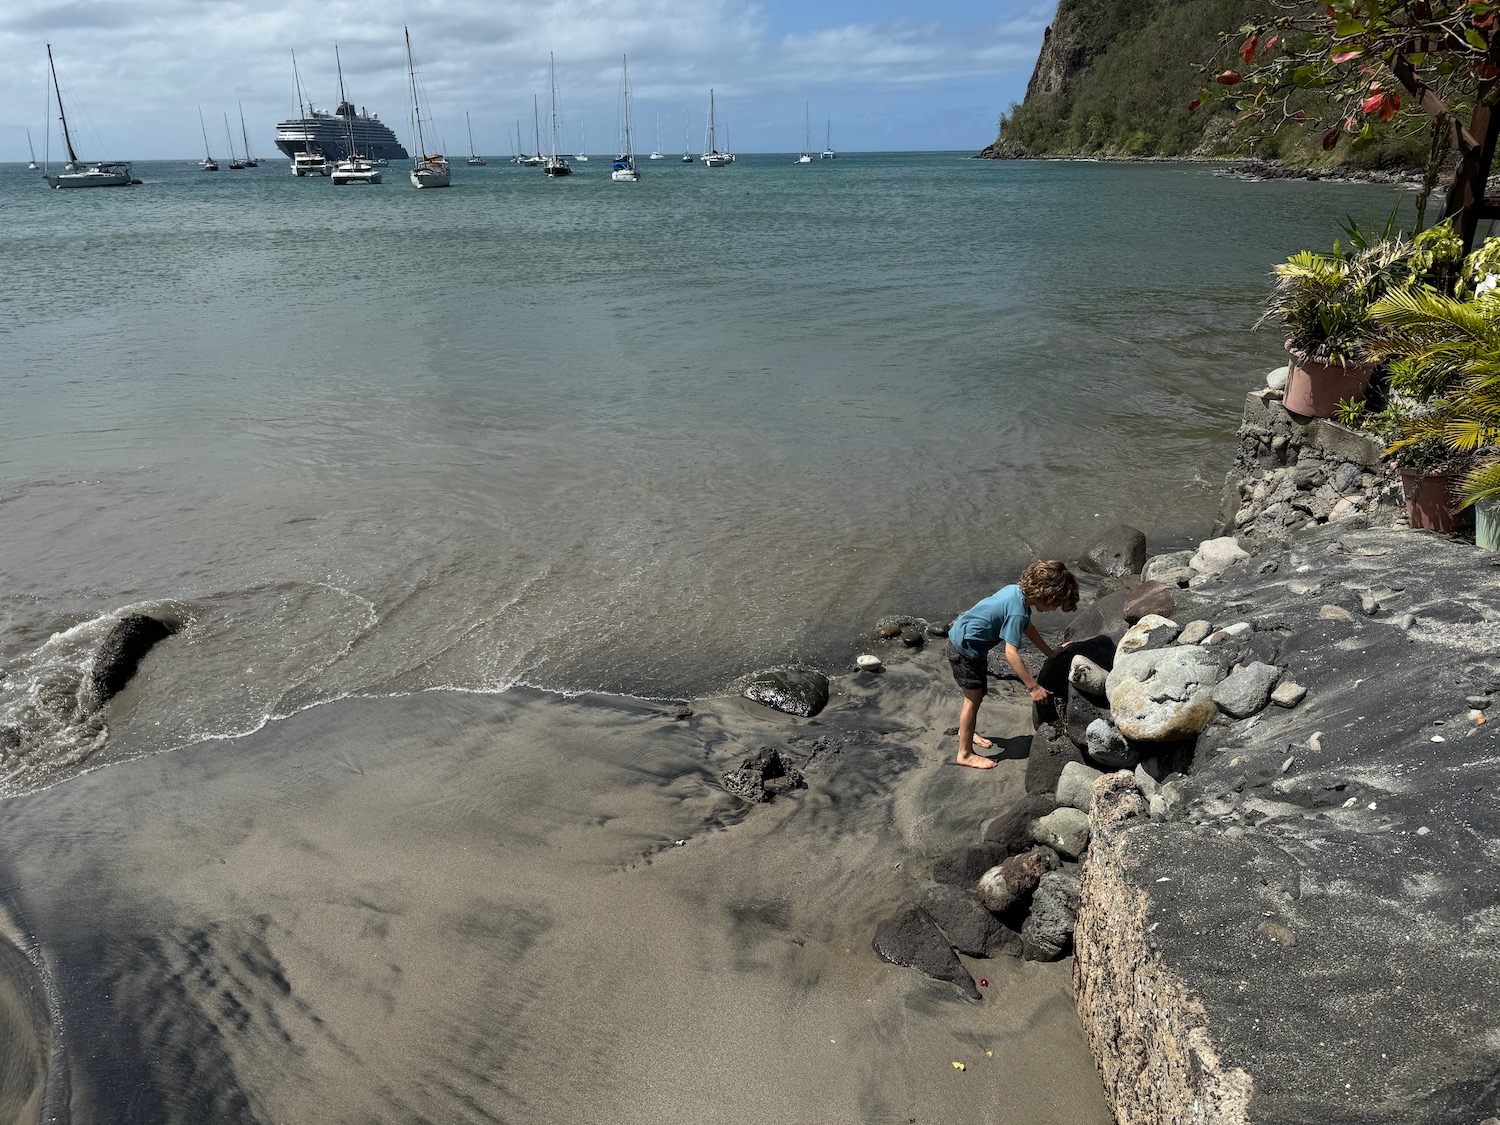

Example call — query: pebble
[856,654,883,672]
[900,628,925,648]
[1271,681,1308,708]
[1342,797,1358,808]
[1319,604,1356,622]
[1281,756,1295,773]
[1399,613,1417,630]
[1416,826,1431,836]
[1468,695,1491,710]
[1308,731,1323,752]
[1431,735,1446,743]
[1360,593,1381,615]
[1177,619,1213,646]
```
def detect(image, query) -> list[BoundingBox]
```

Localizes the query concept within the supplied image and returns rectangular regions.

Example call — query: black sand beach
[0,653,1113,1123]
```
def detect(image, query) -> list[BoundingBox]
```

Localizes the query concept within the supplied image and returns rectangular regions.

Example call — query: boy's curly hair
[1019,560,1079,612]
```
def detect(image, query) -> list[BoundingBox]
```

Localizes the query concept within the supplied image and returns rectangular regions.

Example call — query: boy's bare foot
[956,753,998,770]
[972,734,994,749]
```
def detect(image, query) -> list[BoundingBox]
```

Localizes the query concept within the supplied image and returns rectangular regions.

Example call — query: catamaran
[796,102,813,163]
[330,47,383,185]
[702,90,729,167]
[197,106,219,170]
[821,117,836,159]
[404,28,451,188]
[466,112,486,166]
[544,54,572,177]
[41,44,134,189]
[611,55,639,182]
[289,52,330,176]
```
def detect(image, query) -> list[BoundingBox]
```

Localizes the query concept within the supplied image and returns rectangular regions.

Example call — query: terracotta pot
[1399,467,1473,533]
[1282,345,1378,418]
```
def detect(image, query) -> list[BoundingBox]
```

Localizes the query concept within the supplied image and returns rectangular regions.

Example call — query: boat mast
[533,95,542,160]
[467,111,477,158]
[224,112,238,163]
[198,105,214,161]
[708,89,716,155]
[805,101,811,154]
[335,45,355,159]
[548,53,561,160]
[46,44,79,166]
[239,102,254,162]
[621,55,633,164]
[405,27,427,160]
[292,50,313,156]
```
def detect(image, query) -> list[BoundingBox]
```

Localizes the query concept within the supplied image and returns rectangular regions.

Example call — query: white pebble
[1281,757,1295,773]
[1366,802,1377,810]
[1416,826,1431,836]
[1308,732,1323,752]
[1342,797,1358,808]
[1430,735,1446,743]
[856,654,883,672]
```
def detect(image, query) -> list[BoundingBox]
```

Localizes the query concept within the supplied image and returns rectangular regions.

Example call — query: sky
[1,0,1053,161]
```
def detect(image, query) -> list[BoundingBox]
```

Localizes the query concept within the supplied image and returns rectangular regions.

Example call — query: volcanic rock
[871,904,980,999]
[740,667,830,717]
[1078,523,1148,577]
[1106,647,1223,741]
[80,613,177,713]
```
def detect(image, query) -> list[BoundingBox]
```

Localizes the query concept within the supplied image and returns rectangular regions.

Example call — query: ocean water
[0,154,1410,791]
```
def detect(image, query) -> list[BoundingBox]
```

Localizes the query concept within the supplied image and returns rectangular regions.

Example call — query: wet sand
[0,646,1111,1124]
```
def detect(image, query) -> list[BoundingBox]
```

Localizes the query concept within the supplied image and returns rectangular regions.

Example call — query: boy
[946,560,1079,769]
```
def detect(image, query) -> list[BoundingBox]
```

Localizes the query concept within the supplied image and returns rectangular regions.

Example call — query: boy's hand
[1029,684,1051,703]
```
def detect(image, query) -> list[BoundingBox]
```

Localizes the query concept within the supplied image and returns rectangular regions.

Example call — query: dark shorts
[946,642,988,695]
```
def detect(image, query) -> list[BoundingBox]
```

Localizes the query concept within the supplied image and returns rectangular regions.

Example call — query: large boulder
[1077,524,1148,577]
[1123,581,1176,625]
[721,746,804,803]
[1105,647,1223,742]
[1084,718,1141,770]
[1056,760,1104,812]
[1117,614,1181,656]
[1061,590,1134,647]
[1190,536,1250,577]
[1213,661,1284,719]
[1142,550,1195,582]
[80,613,176,713]
[1030,807,1091,859]
[740,667,830,717]
[1024,723,1085,795]
[1021,869,1082,961]
[871,904,980,999]
[919,885,1011,957]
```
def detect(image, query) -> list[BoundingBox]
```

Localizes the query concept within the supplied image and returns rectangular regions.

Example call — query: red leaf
[1325,4,1336,16]
[1263,34,1279,54]
[1362,92,1383,114]
[1215,69,1244,85]
[1188,97,1203,112]
[1240,35,1259,64]
[1332,49,1363,63]
[1294,110,1307,123]
[1478,13,1496,28]
[1484,63,1500,80]
[1323,127,1340,150]
[1379,93,1401,122]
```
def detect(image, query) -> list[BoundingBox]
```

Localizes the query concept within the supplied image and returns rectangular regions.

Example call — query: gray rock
[1142,551,1195,582]
[1062,589,1135,646]
[931,842,1005,887]
[1106,647,1223,741]
[1123,581,1177,625]
[1177,620,1213,645]
[722,746,805,803]
[1333,461,1362,494]
[1085,718,1140,769]
[1191,536,1251,576]
[1117,614,1181,655]
[919,885,1010,957]
[740,667,830,717]
[1203,621,1252,646]
[1069,654,1109,695]
[1270,681,1308,708]
[1057,760,1104,811]
[976,865,1018,912]
[80,613,177,713]
[1064,689,1110,750]
[1267,365,1289,392]
[1213,662,1284,719]
[983,793,1059,855]
[871,904,980,999]
[1134,763,1159,799]
[900,627,925,648]
[1030,806,1091,859]
[1021,869,1082,961]
[1078,523,1148,577]
[1024,723,1086,796]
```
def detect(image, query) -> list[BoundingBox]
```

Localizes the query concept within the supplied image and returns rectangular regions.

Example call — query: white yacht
[466,112,486,166]
[27,129,39,171]
[330,47,383,184]
[796,102,813,163]
[702,89,730,167]
[41,45,134,189]
[611,55,639,182]
[405,28,451,188]
[649,114,665,159]
[288,52,330,176]
[821,117,836,159]
[197,106,219,170]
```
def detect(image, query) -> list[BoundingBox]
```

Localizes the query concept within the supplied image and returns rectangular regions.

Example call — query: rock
[1333,461,1362,493]
[1177,619,1213,645]
[1142,551,1195,582]
[983,793,1059,855]
[1029,807,1091,859]
[975,865,1019,912]
[1467,694,1492,711]
[918,886,1010,957]
[1024,723,1085,796]
[1084,718,1139,769]
[1319,604,1355,622]
[722,746,804,803]
[1133,763,1159,798]
[1203,621,1252,646]
[876,624,902,639]
[931,842,1005,888]
[1062,589,1135,646]
[1000,845,1062,897]
[80,613,176,712]
[1064,689,1109,750]
[1021,869,1082,961]
[1329,497,1361,522]
[1077,523,1148,577]
[1117,614,1181,655]
[1069,655,1109,695]
[1056,760,1104,812]
[1106,647,1223,742]
[871,904,980,999]
[740,667,830,717]
[1213,661,1284,719]
[1190,536,1251,576]
[1096,574,1143,599]
[1123,581,1176,625]
[900,628,925,648]
[1360,592,1381,616]
[856,654,883,672]
[1267,365,1289,392]
[1270,681,1308,708]
[926,620,951,638]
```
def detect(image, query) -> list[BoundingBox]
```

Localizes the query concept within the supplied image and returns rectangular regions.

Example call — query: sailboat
[796,102,813,163]
[575,113,589,161]
[702,89,729,167]
[289,51,330,176]
[330,46,382,184]
[681,113,694,162]
[26,129,39,171]
[523,97,546,165]
[466,112,486,166]
[405,28,451,188]
[649,114,665,159]
[41,44,134,189]
[198,106,219,170]
[821,117,836,159]
[224,113,245,169]
[239,103,259,167]
[611,55,639,182]
[543,54,572,176]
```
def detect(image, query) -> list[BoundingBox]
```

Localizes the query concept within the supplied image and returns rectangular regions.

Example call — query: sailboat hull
[411,165,452,188]
[46,165,134,188]
[610,168,638,182]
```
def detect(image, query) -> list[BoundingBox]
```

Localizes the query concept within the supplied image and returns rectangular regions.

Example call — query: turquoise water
[0,154,1412,786]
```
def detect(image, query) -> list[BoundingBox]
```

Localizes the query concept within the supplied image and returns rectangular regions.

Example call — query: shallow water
[0,155,1411,788]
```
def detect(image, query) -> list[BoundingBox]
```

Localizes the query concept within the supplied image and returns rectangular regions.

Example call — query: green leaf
[1335,18,1365,36]
[1466,28,1488,51]
[1293,65,1326,88]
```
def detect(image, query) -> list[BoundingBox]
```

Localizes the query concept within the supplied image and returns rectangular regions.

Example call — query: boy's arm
[1005,643,1050,702]
[1023,622,1062,661]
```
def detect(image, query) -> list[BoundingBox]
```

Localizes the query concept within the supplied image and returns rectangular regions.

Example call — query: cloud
[1,0,1047,157]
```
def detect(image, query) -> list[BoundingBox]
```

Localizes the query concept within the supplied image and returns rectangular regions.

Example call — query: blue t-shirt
[948,584,1030,660]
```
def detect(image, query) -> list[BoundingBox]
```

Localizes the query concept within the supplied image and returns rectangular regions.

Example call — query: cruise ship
[274,101,409,163]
